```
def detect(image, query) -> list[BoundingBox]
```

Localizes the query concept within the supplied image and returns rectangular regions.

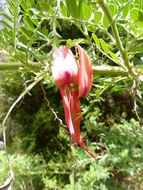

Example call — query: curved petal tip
[77,45,93,98]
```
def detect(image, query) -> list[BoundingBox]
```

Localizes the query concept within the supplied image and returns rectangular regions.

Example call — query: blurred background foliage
[0,0,143,189]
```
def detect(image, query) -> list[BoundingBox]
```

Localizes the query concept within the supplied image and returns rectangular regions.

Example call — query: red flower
[52,45,95,159]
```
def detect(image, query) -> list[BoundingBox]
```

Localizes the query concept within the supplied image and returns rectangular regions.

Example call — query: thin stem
[0,61,128,77]
[98,26,115,43]
[125,25,131,50]
[93,44,125,68]
[40,82,67,129]
[96,0,135,77]
[13,0,21,55]
[13,5,16,54]
[26,18,45,63]
[0,61,40,70]
[52,16,58,50]
[92,65,127,77]
[128,32,143,51]
[2,74,45,129]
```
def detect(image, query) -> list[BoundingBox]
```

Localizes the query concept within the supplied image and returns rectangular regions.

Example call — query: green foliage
[0,0,143,189]
[0,151,46,190]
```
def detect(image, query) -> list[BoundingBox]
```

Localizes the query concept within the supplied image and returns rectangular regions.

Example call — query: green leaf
[30,15,38,26]
[103,15,109,29]
[138,29,143,39]
[117,0,126,3]
[0,20,13,31]
[41,25,49,36]
[83,3,92,21]
[20,26,32,38]
[23,17,34,31]
[92,33,100,48]
[26,9,38,26]
[20,0,28,12]
[94,11,102,24]
[2,28,13,39]
[130,23,137,37]
[60,1,67,17]
[38,2,54,14]
[109,3,115,17]
[122,3,130,19]
[109,51,118,62]
[65,0,77,18]
[130,8,143,27]
[28,8,39,15]
[129,40,143,54]
[19,35,28,45]
[0,12,13,23]
[6,0,14,15]
[99,39,109,54]
[27,0,35,7]
[77,0,84,19]
[109,2,118,17]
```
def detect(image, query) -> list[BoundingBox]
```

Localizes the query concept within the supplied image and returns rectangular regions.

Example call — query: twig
[0,174,14,190]
[130,80,142,127]
[40,82,67,130]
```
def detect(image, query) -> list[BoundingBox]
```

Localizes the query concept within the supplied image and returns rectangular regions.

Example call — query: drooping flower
[52,45,95,159]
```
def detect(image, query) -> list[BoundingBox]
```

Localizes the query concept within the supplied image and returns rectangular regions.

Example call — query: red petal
[60,86,77,148]
[52,46,79,87]
[71,90,95,159]
[77,45,93,97]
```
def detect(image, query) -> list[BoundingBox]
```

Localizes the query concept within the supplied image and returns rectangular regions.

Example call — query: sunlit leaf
[60,1,67,17]
[20,0,28,12]
[23,17,34,31]
[130,23,137,37]
[0,12,13,23]
[100,39,109,54]
[122,3,130,18]
[130,8,143,27]
[20,26,32,38]
[109,52,118,62]
[27,0,35,7]
[109,3,116,17]
[65,0,78,18]
[0,20,13,31]
[103,15,110,29]
[77,0,84,19]
[92,33,100,48]
[94,11,102,24]
[83,2,92,21]
[30,15,38,26]
[37,2,54,14]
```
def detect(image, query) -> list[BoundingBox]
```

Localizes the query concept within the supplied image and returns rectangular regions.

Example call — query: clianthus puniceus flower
[52,45,95,159]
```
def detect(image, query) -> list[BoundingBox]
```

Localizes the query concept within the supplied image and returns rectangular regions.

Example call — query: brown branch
[40,82,67,130]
